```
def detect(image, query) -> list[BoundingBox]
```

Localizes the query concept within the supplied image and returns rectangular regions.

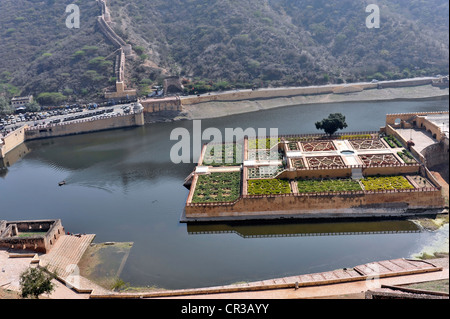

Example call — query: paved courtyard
[396,128,438,152]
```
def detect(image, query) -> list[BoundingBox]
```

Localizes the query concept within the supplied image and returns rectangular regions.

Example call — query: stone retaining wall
[0,219,65,253]
[0,126,28,158]
[184,188,444,219]
[181,78,435,105]
[25,113,143,140]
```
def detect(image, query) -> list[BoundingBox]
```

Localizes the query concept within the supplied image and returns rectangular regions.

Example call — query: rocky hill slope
[0,0,448,102]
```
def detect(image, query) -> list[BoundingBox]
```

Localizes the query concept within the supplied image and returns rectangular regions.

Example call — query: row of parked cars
[62,108,115,122]
[1,102,128,134]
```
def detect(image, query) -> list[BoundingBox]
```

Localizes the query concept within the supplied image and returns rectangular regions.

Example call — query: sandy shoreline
[180,85,449,120]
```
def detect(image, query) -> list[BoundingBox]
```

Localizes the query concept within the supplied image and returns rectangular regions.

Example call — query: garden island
[182,111,448,222]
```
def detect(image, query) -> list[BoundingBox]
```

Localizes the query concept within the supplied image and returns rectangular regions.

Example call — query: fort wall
[96,0,136,98]
[385,111,449,167]
[376,78,432,88]
[141,97,182,113]
[386,111,448,141]
[25,113,143,140]
[422,143,449,168]
[0,126,28,158]
[184,188,444,220]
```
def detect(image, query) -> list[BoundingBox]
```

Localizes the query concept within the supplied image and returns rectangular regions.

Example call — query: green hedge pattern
[297,178,362,193]
[384,135,403,148]
[361,175,414,191]
[192,172,241,203]
[247,179,291,195]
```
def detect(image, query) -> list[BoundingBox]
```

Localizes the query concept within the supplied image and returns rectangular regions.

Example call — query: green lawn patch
[17,232,47,238]
[192,172,241,203]
[247,178,291,195]
[397,149,416,164]
[248,138,280,149]
[297,178,362,193]
[361,175,414,191]
[340,134,372,140]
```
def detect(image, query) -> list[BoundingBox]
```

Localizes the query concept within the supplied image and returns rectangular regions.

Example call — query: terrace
[191,171,241,203]
[183,132,443,221]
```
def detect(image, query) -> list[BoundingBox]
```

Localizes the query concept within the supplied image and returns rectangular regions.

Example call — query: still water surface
[0,99,448,289]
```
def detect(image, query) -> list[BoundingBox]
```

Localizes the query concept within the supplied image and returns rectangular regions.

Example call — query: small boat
[58,180,66,186]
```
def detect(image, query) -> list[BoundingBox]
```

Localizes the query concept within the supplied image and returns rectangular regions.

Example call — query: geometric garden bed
[192,172,241,203]
[360,175,414,191]
[358,154,400,166]
[306,156,345,168]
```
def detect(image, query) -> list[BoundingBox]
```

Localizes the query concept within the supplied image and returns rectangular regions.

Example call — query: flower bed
[306,156,345,168]
[358,154,400,166]
[291,158,305,169]
[340,134,373,140]
[248,138,280,150]
[407,175,434,189]
[287,142,299,151]
[301,141,336,152]
[297,178,362,193]
[361,175,414,191]
[192,172,241,203]
[349,139,386,150]
[202,143,243,167]
[247,178,291,195]
[397,149,416,164]
[383,135,403,148]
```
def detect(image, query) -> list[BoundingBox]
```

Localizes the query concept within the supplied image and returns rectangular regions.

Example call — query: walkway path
[40,234,96,279]
[38,234,110,296]
[90,257,446,299]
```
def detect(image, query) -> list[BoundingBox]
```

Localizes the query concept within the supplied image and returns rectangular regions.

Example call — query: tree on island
[19,266,55,299]
[315,113,348,136]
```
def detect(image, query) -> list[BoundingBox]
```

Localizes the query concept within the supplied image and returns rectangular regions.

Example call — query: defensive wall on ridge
[96,0,136,98]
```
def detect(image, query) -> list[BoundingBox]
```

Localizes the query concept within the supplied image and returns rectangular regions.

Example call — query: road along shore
[180,83,449,120]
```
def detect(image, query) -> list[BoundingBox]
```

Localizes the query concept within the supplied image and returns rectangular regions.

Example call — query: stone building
[0,219,65,253]
[11,95,33,109]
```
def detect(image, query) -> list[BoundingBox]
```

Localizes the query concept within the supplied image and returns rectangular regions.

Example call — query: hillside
[0,0,448,103]
[108,0,449,89]
[0,0,115,103]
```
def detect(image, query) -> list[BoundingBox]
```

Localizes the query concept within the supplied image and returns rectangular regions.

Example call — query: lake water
[0,98,448,289]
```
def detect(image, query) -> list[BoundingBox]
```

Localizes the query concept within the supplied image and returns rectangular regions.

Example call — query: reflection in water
[187,220,421,238]
[0,142,31,178]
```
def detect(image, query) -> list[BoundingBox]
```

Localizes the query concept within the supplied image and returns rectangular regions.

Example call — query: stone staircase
[40,234,95,280]
[351,167,364,180]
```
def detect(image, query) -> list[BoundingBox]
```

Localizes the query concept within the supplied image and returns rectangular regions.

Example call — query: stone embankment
[0,110,145,158]
[89,257,445,299]
[181,80,448,120]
